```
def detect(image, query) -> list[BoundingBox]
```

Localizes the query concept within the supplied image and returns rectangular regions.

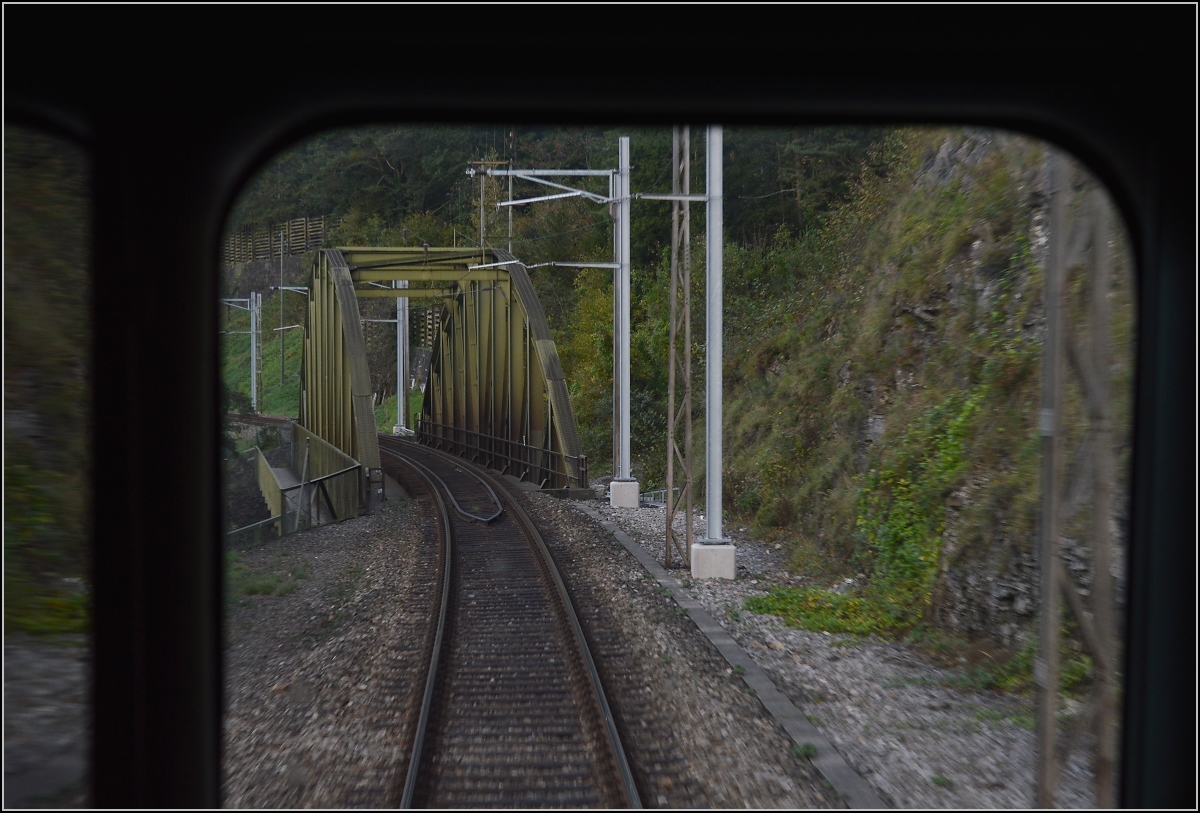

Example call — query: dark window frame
[5,7,1194,808]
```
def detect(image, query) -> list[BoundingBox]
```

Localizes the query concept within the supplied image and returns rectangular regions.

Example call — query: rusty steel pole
[666,125,694,568]
[1036,150,1067,807]
[1090,188,1118,807]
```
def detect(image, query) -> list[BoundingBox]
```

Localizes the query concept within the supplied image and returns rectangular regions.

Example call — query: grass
[220,296,305,418]
[792,743,818,760]
[931,775,953,789]
[879,632,1093,698]
[4,588,89,635]
[972,706,1036,731]
[225,549,310,605]
[374,389,424,433]
[744,585,906,638]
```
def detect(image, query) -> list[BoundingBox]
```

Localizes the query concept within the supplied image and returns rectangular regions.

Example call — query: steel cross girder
[300,247,584,490]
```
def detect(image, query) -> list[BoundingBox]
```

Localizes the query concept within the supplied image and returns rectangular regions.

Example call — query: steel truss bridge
[298,247,586,505]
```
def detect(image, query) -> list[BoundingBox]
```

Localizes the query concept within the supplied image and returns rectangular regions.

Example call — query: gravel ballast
[5,482,1098,809]
[221,483,843,808]
[218,480,1100,807]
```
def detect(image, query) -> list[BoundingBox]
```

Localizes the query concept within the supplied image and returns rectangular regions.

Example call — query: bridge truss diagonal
[299,247,586,497]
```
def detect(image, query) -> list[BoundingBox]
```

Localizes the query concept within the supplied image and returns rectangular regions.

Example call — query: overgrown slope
[4,127,91,633]
[723,128,1134,663]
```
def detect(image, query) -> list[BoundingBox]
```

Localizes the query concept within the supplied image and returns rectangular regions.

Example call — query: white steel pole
[250,292,259,413]
[617,136,632,482]
[280,230,285,386]
[705,125,724,542]
[612,183,619,475]
[394,279,409,433]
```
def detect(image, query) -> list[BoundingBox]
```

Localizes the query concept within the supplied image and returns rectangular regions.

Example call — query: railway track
[378,436,641,809]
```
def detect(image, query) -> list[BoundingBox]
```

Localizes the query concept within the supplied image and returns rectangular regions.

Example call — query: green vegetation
[746,586,901,637]
[5,127,91,635]
[225,550,310,605]
[878,629,1093,697]
[792,743,818,760]
[972,707,1036,731]
[931,775,953,789]
[374,389,423,434]
[220,293,305,418]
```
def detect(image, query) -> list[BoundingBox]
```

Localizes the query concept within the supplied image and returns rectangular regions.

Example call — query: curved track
[379,436,640,809]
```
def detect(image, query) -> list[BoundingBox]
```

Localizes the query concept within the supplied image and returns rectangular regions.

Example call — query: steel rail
[377,444,453,810]
[379,437,641,808]
[476,459,643,809]
[395,453,503,525]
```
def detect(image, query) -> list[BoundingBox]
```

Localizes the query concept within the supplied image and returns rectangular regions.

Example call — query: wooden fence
[223,215,335,265]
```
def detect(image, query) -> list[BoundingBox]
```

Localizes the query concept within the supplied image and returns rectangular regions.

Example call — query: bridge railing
[291,423,364,521]
[225,515,282,549]
[255,447,291,536]
[416,419,588,490]
[238,428,364,542]
[639,487,680,508]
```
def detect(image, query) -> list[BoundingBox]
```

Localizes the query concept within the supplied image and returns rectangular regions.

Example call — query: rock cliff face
[892,131,1123,657]
[724,127,1134,660]
[919,129,1053,651]
[916,131,1131,655]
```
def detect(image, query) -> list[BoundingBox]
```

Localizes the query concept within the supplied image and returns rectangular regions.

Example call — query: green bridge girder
[299,247,586,492]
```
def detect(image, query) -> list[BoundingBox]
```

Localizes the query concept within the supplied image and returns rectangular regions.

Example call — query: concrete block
[691,543,736,580]
[609,479,640,508]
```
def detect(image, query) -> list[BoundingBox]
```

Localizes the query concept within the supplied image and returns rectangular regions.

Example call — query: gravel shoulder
[580,494,1099,809]
[222,496,430,808]
[3,634,89,809]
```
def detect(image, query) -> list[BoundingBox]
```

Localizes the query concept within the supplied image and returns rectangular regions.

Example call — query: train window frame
[5,6,1194,808]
